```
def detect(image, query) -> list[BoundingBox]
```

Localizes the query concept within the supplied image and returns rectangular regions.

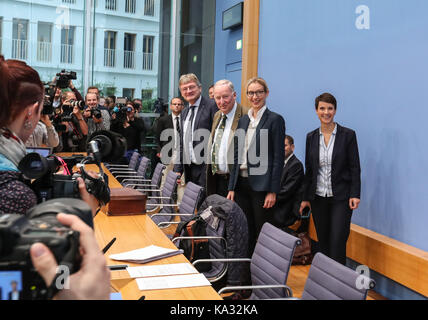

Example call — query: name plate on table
[107,188,147,215]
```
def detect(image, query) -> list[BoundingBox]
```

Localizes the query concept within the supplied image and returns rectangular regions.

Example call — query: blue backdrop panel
[258,0,428,251]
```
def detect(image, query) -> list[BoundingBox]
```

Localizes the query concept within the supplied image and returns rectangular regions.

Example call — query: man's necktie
[175,116,181,135]
[211,114,227,175]
[189,105,196,134]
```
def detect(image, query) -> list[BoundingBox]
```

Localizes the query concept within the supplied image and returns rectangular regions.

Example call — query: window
[37,22,52,62]
[61,26,75,64]
[105,0,116,11]
[104,31,116,67]
[144,0,155,17]
[62,0,76,4]
[141,89,153,100]
[123,88,135,100]
[12,19,29,60]
[124,33,136,69]
[125,0,136,14]
[142,35,154,71]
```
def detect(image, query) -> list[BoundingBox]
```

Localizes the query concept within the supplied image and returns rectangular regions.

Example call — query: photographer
[53,91,88,152]
[111,102,145,161]
[0,56,111,300]
[0,56,98,216]
[83,93,110,136]
[52,80,84,109]
[25,113,60,149]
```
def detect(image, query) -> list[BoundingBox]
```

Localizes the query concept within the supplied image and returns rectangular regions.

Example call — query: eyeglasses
[246,90,265,97]
[181,85,198,92]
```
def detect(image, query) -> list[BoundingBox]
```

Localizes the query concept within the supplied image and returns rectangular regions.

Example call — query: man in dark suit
[8,281,22,300]
[173,74,218,194]
[206,80,248,197]
[155,97,184,164]
[271,135,304,229]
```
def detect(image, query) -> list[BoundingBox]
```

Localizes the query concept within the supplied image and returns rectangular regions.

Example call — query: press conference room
[0,0,427,304]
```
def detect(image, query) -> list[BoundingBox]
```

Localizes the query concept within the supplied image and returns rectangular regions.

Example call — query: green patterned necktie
[212,114,228,175]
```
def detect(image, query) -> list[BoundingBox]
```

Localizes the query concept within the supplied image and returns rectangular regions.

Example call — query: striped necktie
[211,114,227,175]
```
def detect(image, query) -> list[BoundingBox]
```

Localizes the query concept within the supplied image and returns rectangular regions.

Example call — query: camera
[90,108,102,119]
[69,99,85,110]
[18,131,127,205]
[0,198,93,300]
[153,97,168,115]
[42,81,56,116]
[56,70,77,89]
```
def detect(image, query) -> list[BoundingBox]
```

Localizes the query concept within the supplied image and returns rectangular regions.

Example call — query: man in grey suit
[206,80,248,197]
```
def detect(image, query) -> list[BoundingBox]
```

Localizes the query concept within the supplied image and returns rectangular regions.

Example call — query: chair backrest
[128,151,140,170]
[136,157,150,177]
[250,222,301,300]
[159,171,179,213]
[151,163,166,188]
[301,252,375,300]
[178,182,203,221]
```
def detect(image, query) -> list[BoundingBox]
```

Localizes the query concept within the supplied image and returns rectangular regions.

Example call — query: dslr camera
[18,131,127,206]
[56,70,77,89]
[0,198,93,300]
[90,108,102,120]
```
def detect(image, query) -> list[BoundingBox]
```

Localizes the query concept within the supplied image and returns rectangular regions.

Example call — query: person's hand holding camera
[30,213,111,300]
[40,114,54,129]
[76,175,101,218]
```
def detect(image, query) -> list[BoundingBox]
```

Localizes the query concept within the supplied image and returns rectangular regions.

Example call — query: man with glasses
[173,74,218,196]
[206,80,248,197]
[155,97,184,165]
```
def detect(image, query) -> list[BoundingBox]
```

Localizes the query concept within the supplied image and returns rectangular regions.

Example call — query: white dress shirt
[212,102,237,174]
[240,105,267,175]
[172,114,181,162]
[316,124,337,197]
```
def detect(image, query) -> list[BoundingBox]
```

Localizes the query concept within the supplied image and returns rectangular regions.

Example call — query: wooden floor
[287,264,387,300]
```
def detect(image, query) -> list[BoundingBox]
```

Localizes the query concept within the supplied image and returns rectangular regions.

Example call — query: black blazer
[272,154,304,228]
[302,123,361,201]
[174,96,218,173]
[228,108,285,194]
[154,114,174,154]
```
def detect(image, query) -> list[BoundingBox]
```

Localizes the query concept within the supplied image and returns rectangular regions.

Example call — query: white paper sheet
[127,263,198,278]
[109,245,183,264]
[135,274,211,291]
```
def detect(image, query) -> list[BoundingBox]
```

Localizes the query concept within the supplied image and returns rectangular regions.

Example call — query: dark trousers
[310,195,353,265]
[213,173,230,198]
[184,163,207,207]
[235,176,273,256]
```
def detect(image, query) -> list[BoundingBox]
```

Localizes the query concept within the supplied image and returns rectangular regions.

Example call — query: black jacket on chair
[302,124,361,201]
[271,154,304,228]
[228,108,285,194]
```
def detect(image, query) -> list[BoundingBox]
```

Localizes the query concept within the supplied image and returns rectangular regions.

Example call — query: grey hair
[179,73,202,87]
[214,79,235,93]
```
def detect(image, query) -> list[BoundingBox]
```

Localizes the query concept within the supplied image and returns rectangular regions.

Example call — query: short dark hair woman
[300,92,361,265]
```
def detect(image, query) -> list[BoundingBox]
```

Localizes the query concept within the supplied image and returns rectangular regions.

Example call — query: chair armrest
[218,284,293,297]
[111,169,137,175]
[117,176,146,180]
[147,196,173,200]
[105,164,129,169]
[135,188,161,192]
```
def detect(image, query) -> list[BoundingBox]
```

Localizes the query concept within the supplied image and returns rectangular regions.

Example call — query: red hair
[0,55,43,128]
